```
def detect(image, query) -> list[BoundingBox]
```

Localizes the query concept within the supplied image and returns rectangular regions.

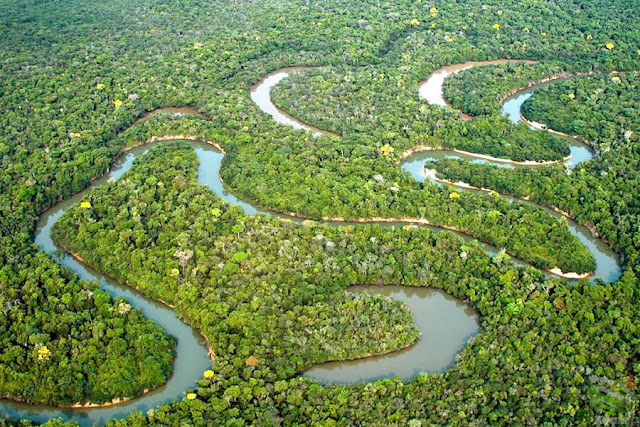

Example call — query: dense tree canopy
[54,143,640,426]
[1,0,640,424]
[430,73,640,277]
[442,62,567,116]
[271,65,573,162]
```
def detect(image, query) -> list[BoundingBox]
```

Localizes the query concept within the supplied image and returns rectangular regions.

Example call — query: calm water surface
[2,64,620,423]
[305,286,479,384]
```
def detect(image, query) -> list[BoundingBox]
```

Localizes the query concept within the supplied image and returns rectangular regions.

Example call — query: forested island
[1,0,640,425]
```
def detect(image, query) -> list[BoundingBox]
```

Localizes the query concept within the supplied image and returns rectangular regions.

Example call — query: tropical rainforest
[0,0,640,425]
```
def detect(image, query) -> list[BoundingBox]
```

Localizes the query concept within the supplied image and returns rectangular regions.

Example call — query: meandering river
[252,65,620,282]
[1,135,479,424]
[2,61,623,424]
[305,286,479,384]
[0,140,211,426]
[412,60,618,282]
[501,81,594,167]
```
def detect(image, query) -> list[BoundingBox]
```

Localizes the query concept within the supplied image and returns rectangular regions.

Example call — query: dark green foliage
[1,0,640,423]
[53,143,423,380]
[271,65,572,162]
[0,252,176,405]
[522,73,640,149]
[55,144,640,427]
[430,73,640,277]
[443,62,566,116]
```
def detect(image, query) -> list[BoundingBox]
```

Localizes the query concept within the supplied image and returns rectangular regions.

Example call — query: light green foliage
[1,0,640,423]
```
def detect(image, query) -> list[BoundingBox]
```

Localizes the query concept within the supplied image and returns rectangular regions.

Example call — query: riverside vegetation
[53,142,640,426]
[1,0,640,425]
[429,70,640,279]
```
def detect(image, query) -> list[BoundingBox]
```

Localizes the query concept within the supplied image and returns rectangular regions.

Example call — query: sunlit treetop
[380,144,394,156]
[37,346,51,362]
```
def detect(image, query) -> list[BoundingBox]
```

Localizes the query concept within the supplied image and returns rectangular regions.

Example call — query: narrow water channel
[412,61,619,282]
[250,67,336,137]
[417,59,534,120]
[501,84,594,167]
[0,142,212,426]
[252,65,620,283]
[400,152,621,283]
[1,136,483,423]
[2,61,622,423]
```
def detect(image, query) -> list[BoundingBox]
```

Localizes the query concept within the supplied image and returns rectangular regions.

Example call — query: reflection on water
[501,86,593,168]
[250,67,336,137]
[0,142,212,426]
[304,285,480,384]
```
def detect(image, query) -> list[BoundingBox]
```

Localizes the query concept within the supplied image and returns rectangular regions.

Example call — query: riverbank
[11,151,213,422]
[418,58,538,120]
[51,248,177,409]
[519,114,592,146]
[422,167,599,280]
[497,71,596,105]
[123,134,226,154]
[65,246,218,366]
[453,149,569,166]
[250,66,341,138]
[398,144,568,166]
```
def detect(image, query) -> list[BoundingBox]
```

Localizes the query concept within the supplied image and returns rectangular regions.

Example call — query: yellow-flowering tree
[380,144,394,156]
[37,345,51,362]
